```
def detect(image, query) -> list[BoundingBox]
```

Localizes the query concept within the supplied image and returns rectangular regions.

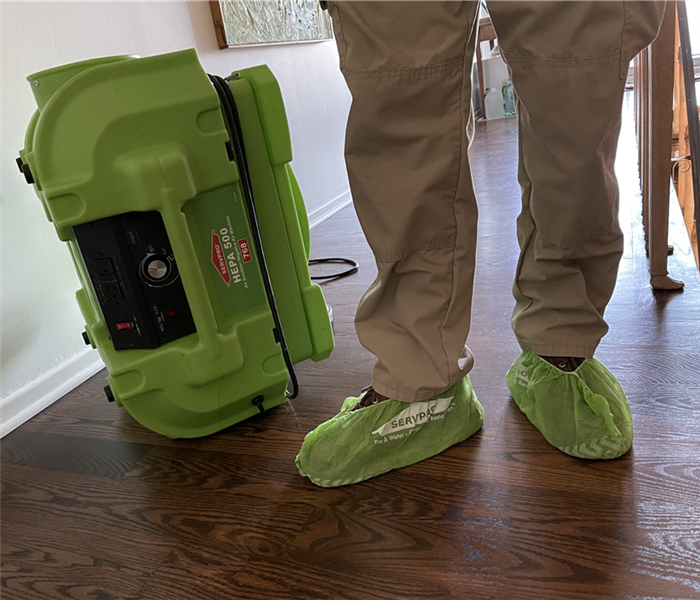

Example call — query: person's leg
[330,0,482,402]
[296,1,484,486]
[487,0,666,458]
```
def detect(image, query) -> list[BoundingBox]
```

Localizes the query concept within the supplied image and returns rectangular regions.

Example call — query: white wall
[0,1,352,436]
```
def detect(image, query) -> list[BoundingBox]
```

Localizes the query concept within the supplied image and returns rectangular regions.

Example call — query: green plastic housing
[19,49,333,438]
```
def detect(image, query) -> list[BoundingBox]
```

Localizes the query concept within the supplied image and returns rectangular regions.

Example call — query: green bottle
[502,79,516,116]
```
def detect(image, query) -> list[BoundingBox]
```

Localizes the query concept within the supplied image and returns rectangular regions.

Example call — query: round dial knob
[146,258,169,280]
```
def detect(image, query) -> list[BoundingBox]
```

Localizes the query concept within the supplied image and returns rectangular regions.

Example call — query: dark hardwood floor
[3,99,700,600]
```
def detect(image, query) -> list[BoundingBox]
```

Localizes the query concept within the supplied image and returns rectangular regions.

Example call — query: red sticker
[239,238,252,263]
[211,231,231,286]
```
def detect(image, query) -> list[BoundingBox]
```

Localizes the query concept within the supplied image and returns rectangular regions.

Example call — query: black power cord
[209,73,299,401]
[209,74,361,403]
[308,257,359,282]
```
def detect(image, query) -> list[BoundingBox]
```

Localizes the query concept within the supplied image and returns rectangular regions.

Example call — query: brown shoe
[540,356,586,372]
[349,387,391,412]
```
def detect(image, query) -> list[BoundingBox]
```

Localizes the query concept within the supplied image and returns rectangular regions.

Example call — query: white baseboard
[308,190,352,230]
[1,349,104,438]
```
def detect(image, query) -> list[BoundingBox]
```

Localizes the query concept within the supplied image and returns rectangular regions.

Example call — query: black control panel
[74,211,196,351]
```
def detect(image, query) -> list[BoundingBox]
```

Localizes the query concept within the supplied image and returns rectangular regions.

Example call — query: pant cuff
[519,341,598,359]
[371,376,464,403]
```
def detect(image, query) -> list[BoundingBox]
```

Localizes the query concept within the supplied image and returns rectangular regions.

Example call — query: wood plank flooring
[3,99,700,600]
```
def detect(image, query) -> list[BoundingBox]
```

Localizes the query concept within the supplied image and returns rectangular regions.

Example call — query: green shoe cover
[295,376,484,487]
[506,351,633,459]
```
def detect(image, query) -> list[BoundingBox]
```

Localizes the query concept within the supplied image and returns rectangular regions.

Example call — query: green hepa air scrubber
[17,49,334,438]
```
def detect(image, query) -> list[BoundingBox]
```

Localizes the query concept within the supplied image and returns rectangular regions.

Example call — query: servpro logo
[513,366,529,388]
[211,229,242,287]
[372,396,454,438]
[211,231,230,286]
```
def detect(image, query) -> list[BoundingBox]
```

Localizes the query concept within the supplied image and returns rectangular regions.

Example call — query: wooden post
[476,39,486,116]
[673,16,681,141]
[647,1,684,289]
[676,17,695,252]
[676,0,700,266]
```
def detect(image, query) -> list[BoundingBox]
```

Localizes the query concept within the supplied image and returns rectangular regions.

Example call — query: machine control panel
[74,211,196,351]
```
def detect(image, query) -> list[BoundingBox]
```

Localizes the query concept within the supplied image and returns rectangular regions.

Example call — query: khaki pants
[327,1,665,401]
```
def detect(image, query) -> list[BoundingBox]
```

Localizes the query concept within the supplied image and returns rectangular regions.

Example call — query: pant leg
[327,1,480,401]
[487,0,666,357]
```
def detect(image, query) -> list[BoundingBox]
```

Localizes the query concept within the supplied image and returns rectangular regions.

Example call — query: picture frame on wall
[210,0,333,49]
